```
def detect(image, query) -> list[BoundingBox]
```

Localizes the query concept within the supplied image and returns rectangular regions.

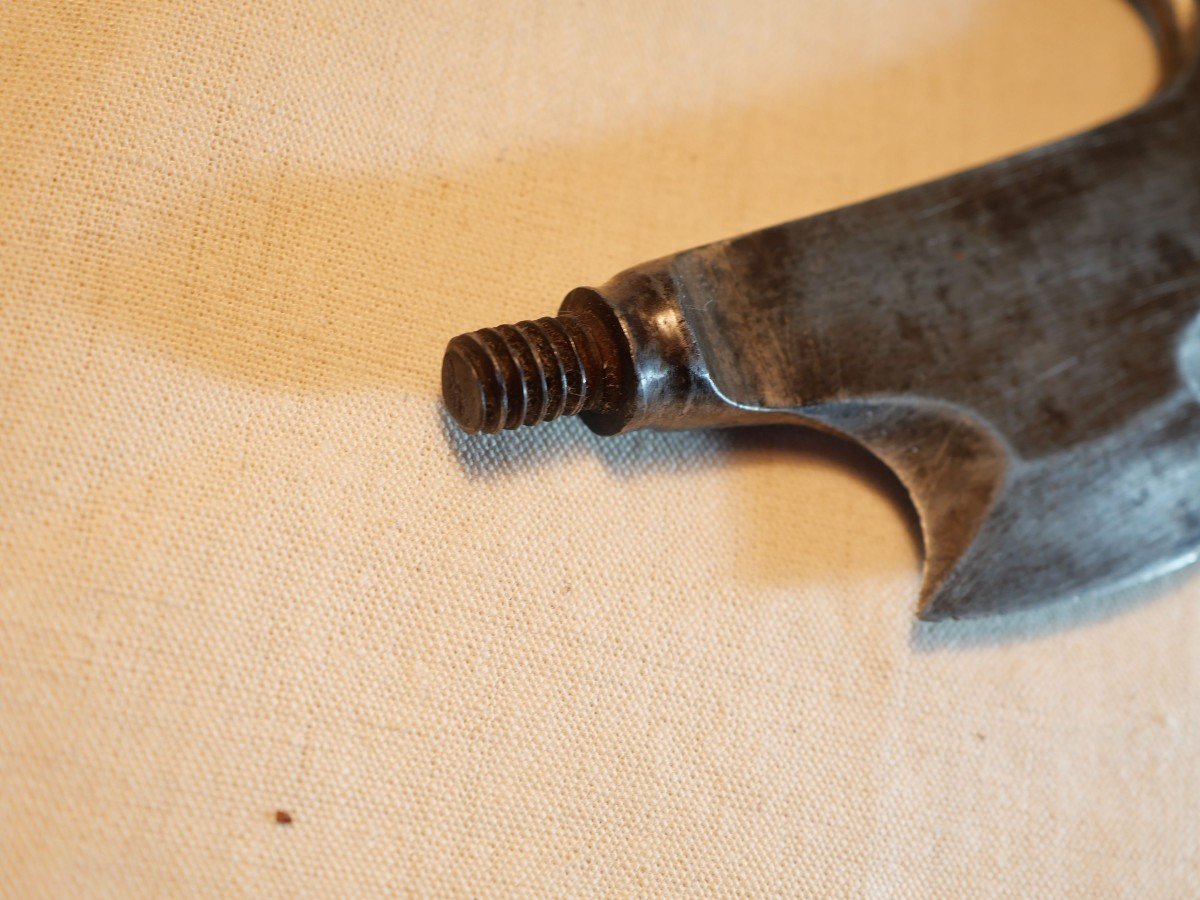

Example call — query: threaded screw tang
[442,311,617,434]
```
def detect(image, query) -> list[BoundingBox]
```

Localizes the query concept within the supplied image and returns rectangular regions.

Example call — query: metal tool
[441,0,1199,620]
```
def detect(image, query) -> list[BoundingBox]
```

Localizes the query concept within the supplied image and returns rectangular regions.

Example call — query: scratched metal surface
[655,1,1200,618]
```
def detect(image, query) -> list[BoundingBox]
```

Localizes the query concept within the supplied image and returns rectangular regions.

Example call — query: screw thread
[442,312,614,434]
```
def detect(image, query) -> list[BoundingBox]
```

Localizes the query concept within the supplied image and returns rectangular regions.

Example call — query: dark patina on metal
[443,0,1200,620]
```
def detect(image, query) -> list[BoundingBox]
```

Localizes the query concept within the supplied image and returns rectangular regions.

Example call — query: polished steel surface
[443,1,1200,620]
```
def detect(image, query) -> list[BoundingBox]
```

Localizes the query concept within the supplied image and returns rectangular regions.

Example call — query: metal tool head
[665,1,1200,619]
[444,0,1200,619]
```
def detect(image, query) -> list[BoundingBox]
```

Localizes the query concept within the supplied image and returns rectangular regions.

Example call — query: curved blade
[666,17,1200,618]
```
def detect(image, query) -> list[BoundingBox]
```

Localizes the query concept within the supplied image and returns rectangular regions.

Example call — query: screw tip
[442,309,622,435]
[441,339,490,434]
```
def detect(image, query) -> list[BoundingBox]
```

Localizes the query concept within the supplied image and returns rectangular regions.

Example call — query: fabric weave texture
[1,0,1197,894]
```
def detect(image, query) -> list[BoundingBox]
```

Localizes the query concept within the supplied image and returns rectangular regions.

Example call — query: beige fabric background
[2,0,1198,894]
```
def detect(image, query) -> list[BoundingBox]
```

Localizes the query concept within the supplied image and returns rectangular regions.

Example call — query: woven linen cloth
[2,0,1197,894]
